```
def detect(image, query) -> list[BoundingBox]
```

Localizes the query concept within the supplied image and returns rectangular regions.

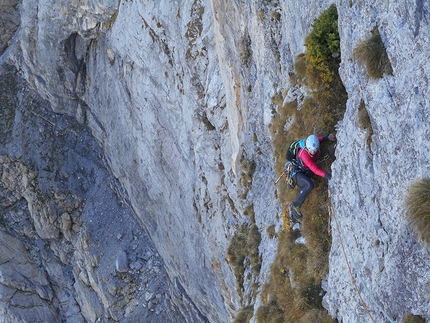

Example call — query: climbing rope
[274,169,286,184]
[318,143,337,165]
[328,191,396,323]
[329,200,377,323]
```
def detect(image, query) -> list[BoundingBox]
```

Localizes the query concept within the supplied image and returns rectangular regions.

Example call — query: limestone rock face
[324,2,430,322]
[0,65,203,322]
[0,231,56,322]
[1,0,430,322]
[0,0,21,56]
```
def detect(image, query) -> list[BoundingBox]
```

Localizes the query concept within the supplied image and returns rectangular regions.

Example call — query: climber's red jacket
[296,136,327,178]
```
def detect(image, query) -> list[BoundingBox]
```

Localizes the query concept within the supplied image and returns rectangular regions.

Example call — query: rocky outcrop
[1,0,430,322]
[0,0,21,56]
[0,65,203,322]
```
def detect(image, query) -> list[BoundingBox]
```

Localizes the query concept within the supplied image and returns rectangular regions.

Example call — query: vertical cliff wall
[4,0,300,321]
[0,63,205,322]
[325,1,430,322]
[1,0,430,322]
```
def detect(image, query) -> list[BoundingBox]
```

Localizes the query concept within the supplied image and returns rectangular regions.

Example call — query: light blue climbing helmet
[305,134,319,154]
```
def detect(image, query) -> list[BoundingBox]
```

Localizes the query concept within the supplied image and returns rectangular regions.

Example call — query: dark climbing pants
[292,172,314,207]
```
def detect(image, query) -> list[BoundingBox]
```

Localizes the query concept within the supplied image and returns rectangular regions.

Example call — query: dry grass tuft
[227,221,262,299]
[357,99,373,149]
[406,178,430,244]
[354,27,393,79]
[402,313,426,323]
[300,309,336,323]
[233,305,254,323]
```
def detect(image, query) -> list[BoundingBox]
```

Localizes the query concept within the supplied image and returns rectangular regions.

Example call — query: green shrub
[304,4,340,87]
[306,4,340,59]
[354,27,393,79]
[292,4,347,132]
[406,178,430,244]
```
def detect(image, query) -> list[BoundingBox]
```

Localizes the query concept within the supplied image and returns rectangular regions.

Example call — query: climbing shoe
[289,205,303,222]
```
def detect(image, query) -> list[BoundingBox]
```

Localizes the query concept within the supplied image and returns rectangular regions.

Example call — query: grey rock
[0,231,56,322]
[0,0,21,56]
[130,261,143,271]
[1,0,430,322]
[0,64,203,322]
[145,291,154,302]
[324,2,430,322]
[142,251,153,261]
[115,251,129,273]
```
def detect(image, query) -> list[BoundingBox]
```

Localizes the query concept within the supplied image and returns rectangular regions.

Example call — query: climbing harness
[277,141,336,187]
[285,160,298,188]
[275,160,298,188]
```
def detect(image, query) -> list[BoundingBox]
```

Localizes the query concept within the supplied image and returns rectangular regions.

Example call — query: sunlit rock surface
[1,0,430,322]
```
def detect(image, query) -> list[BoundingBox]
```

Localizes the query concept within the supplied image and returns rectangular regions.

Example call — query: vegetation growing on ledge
[257,4,347,322]
[304,3,340,88]
[239,27,252,65]
[357,99,373,150]
[402,313,427,323]
[102,10,119,30]
[185,0,205,60]
[228,218,261,297]
[228,153,261,318]
[240,154,257,193]
[406,178,430,244]
[234,305,254,323]
[354,27,393,79]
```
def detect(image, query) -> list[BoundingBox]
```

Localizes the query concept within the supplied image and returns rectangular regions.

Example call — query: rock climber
[289,132,336,221]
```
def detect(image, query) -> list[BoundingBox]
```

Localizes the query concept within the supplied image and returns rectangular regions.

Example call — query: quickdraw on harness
[275,138,305,187]
[275,160,298,188]
[284,160,298,188]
